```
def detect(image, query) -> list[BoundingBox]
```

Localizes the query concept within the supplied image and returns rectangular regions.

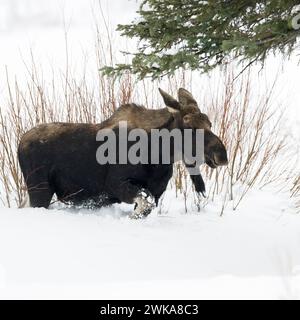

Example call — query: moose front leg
[185,164,206,211]
[189,173,206,197]
[131,189,156,219]
[105,169,156,219]
[184,163,206,196]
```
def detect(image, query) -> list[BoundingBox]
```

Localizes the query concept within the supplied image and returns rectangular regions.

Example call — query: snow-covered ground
[0,189,300,299]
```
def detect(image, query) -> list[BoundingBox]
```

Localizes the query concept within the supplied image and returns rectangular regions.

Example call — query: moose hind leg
[27,182,54,208]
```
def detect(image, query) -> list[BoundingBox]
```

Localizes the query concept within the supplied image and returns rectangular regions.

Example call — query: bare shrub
[291,175,300,211]
[203,72,295,210]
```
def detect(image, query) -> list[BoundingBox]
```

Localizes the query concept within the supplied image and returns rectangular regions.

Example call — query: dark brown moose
[18,88,228,218]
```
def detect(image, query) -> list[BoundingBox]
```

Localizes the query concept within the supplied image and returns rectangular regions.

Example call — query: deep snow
[0,188,300,299]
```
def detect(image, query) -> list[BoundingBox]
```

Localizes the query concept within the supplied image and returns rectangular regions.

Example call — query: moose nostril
[214,153,228,166]
[222,158,229,166]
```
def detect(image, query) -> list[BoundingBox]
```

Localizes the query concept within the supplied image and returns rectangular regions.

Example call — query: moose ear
[159,88,181,112]
[178,88,199,111]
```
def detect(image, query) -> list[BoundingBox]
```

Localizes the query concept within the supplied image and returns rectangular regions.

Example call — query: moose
[18,88,228,218]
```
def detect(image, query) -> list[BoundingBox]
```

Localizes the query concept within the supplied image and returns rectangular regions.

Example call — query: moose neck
[152,111,188,165]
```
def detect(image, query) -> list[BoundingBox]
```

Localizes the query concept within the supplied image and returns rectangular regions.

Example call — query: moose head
[159,88,228,169]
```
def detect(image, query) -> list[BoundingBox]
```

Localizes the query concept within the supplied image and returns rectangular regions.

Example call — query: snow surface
[0,189,300,299]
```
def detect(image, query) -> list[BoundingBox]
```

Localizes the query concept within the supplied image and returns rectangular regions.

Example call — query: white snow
[0,189,300,299]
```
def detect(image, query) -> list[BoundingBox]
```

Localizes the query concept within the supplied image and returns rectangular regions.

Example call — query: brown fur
[98,103,175,131]
[18,88,228,213]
